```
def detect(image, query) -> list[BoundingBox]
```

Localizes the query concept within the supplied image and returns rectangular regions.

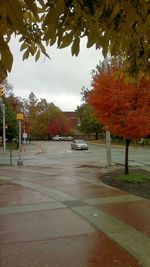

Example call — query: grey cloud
[9,37,103,110]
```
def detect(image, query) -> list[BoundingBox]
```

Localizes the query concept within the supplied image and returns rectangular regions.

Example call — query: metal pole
[10,147,12,166]
[0,54,6,153]
[0,98,6,154]
[104,55,111,167]
[2,103,6,153]
[19,120,21,160]
[17,120,23,166]
[106,130,111,167]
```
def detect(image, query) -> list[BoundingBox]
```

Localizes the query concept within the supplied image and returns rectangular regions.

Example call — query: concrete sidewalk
[0,164,149,267]
[0,142,43,166]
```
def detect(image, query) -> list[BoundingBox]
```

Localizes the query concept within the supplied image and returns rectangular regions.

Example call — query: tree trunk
[95,132,98,140]
[125,139,130,175]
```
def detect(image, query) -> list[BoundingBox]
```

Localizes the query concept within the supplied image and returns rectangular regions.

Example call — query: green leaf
[50,36,56,46]
[71,37,80,56]
[28,45,37,55]
[44,0,65,25]
[20,42,28,51]
[55,0,65,18]
[23,49,30,60]
[101,34,109,58]
[0,61,7,83]
[38,42,51,59]
[43,24,56,41]
[35,50,40,62]
[2,48,13,73]
[24,0,38,19]
[87,35,95,48]
[44,10,55,25]
[59,32,74,48]
[4,0,29,37]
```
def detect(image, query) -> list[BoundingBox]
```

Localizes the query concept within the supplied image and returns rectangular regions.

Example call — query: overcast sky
[9,38,103,111]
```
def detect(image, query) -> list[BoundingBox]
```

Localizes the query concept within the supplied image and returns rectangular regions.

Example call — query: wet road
[1,140,149,168]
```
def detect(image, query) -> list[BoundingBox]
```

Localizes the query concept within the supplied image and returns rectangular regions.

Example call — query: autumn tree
[48,113,71,136]
[0,96,18,141]
[0,80,24,141]
[77,86,103,139]
[26,93,62,139]
[77,103,103,139]
[1,0,150,81]
[88,68,150,174]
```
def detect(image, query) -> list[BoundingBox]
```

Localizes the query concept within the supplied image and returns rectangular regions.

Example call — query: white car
[52,135,63,141]
[71,140,88,150]
[67,136,73,141]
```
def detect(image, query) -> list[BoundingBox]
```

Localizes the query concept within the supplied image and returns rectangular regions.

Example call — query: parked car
[52,135,63,141]
[71,139,88,150]
[67,136,73,141]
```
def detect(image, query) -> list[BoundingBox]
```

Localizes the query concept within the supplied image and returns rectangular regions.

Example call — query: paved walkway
[0,142,150,266]
[0,161,150,267]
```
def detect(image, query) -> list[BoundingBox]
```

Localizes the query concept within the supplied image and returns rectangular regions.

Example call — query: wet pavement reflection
[0,165,149,267]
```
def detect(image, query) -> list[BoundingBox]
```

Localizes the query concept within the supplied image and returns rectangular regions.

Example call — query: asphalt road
[1,141,149,168]
[42,141,150,167]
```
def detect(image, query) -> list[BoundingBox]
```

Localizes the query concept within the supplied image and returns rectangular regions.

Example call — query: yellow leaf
[0,37,13,72]
[55,0,65,18]
[111,2,121,18]
[24,0,38,19]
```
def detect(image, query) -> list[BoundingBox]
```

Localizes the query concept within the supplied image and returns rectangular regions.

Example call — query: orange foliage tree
[88,69,150,174]
[48,114,71,136]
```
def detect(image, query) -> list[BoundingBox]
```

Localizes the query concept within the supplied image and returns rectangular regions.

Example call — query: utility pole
[16,113,24,166]
[0,84,6,153]
[104,56,111,167]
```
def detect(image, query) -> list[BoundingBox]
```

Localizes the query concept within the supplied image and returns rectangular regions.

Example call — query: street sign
[16,113,24,120]
[23,132,27,139]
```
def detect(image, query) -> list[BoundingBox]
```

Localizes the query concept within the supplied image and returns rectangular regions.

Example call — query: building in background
[63,111,79,130]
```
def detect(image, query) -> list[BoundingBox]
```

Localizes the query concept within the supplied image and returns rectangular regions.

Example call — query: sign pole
[2,103,6,154]
[18,120,21,161]
[104,56,111,167]
[16,113,23,166]
[0,84,6,153]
